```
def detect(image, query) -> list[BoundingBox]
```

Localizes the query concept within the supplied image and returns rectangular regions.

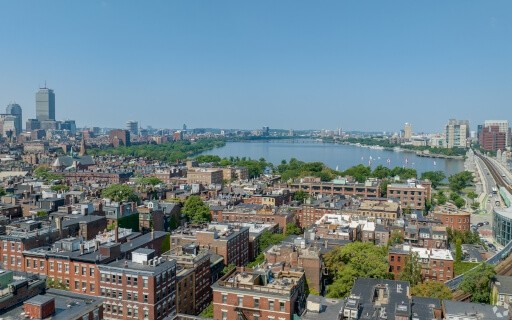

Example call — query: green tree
[399,252,422,286]
[454,197,466,209]
[455,238,462,263]
[434,191,447,205]
[51,184,70,192]
[33,165,64,182]
[420,171,446,189]
[342,164,371,183]
[372,165,391,179]
[467,191,478,201]
[460,263,496,303]
[258,230,286,252]
[221,263,236,276]
[293,190,308,202]
[411,282,453,299]
[285,222,302,236]
[200,302,214,318]
[380,179,389,198]
[0,187,6,197]
[324,242,392,298]
[388,229,404,246]
[448,171,473,193]
[182,195,211,223]
[102,184,139,202]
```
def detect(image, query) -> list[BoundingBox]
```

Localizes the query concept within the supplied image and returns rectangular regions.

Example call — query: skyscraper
[6,103,22,135]
[445,119,470,149]
[484,120,510,148]
[36,87,55,121]
[404,123,412,140]
[126,120,139,136]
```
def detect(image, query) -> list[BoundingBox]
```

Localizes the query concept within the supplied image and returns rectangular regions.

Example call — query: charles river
[200,139,465,177]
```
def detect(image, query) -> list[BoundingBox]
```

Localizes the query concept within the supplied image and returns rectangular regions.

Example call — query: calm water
[200,140,465,176]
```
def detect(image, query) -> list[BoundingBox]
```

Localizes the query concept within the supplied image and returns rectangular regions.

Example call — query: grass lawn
[454,261,479,276]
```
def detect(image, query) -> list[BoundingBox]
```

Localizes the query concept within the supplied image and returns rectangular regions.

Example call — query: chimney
[95,240,100,251]
[56,217,63,238]
[80,243,84,255]
[115,227,119,243]
[151,230,154,240]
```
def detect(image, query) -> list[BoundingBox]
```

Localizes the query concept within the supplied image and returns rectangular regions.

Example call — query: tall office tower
[36,87,55,121]
[6,103,22,135]
[126,120,139,135]
[404,123,412,140]
[445,119,470,149]
[484,120,510,148]
[26,119,40,131]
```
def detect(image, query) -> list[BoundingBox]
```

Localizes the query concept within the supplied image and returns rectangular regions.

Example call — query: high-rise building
[36,87,55,121]
[404,123,412,140]
[6,103,22,135]
[479,125,509,152]
[26,119,40,131]
[484,120,510,148]
[126,120,138,136]
[445,119,469,149]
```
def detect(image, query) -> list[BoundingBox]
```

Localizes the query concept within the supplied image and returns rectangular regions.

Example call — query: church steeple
[79,137,87,156]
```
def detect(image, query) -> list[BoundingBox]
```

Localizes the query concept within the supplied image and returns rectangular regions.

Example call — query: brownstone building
[170,223,250,267]
[433,203,471,231]
[387,180,432,210]
[388,244,454,282]
[212,267,307,320]
[187,168,223,185]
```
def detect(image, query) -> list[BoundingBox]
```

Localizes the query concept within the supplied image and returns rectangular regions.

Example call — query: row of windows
[221,294,286,311]
[1,241,22,252]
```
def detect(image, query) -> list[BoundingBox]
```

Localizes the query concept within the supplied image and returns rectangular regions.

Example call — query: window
[101,288,106,296]
[75,281,79,289]
[90,268,95,277]
[2,241,6,250]
[118,291,122,300]
[254,298,259,308]
[133,277,138,286]
[118,275,122,284]
[128,308,132,316]
[144,309,149,320]
[143,278,148,288]
[75,266,79,274]
[221,311,228,320]
[134,308,138,317]
[269,300,274,310]
[65,264,69,273]
[57,263,62,272]
[90,283,95,292]
[134,292,138,301]
[82,267,86,276]
[26,259,30,268]
[397,256,401,262]
[144,294,148,303]
[50,261,54,270]
[127,276,131,285]
[391,256,395,262]
[280,302,285,312]
[238,296,243,306]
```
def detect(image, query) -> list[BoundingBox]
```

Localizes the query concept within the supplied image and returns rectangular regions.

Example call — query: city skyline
[0,1,511,131]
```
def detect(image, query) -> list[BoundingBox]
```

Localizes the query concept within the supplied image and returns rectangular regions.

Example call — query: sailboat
[336,165,339,171]
[433,161,437,166]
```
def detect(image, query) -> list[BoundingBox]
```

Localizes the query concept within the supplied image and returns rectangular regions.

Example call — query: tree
[420,171,446,189]
[380,179,389,198]
[324,242,392,298]
[399,252,422,286]
[200,303,214,318]
[33,165,64,182]
[258,230,286,252]
[388,229,404,246]
[460,263,496,303]
[221,263,236,276]
[411,282,453,300]
[455,238,462,263]
[435,191,447,205]
[293,190,308,202]
[102,184,139,202]
[0,187,6,197]
[372,165,391,179]
[448,171,473,193]
[467,191,478,201]
[454,197,465,209]
[342,164,371,183]
[285,222,302,236]
[182,195,211,223]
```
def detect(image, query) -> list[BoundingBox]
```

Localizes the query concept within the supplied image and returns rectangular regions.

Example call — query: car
[484,221,490,225]
[477,222,484,227]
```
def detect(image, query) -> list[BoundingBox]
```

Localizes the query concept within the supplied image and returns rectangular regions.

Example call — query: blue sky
[0,1,511,132]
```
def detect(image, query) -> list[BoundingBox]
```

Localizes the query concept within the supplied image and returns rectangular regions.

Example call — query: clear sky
[0,1,511,132]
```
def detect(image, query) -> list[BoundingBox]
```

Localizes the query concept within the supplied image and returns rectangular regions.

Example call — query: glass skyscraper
[36,87,55,121]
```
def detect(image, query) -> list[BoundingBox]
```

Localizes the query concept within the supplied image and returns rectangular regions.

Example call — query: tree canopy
[324,242,392,298]
[460,263,496,303]
[182,195,211,223]
[285,222,302,236]
[102,184,139,202]
[399,252,422,286]
[33,166,63,182]
[420,171,446,189]
[411,282,453,300]
[448,171,473,193]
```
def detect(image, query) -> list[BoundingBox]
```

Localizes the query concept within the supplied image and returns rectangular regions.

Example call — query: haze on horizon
[0,0,511,132]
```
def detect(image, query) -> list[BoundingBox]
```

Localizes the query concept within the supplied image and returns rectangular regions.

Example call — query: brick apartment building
[187,169,223,185]
[387,179,432,210]
[289,178,381,198]
[210,204,295,234]
[388,244,454,282]
[433,204,471,231]
[164,245,212,315]
[109,129,131,147]
[98,248,177,320]
[212,267,307,320]
[170,223,250,267]
[295,195,350,228]
[356,198,401,224]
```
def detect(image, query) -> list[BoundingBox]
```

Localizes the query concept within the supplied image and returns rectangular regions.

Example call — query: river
[199,139,465,176]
